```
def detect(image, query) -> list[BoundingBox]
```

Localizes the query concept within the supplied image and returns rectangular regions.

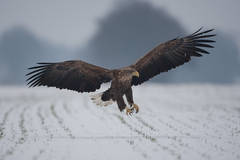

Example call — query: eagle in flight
[26,28,215,115]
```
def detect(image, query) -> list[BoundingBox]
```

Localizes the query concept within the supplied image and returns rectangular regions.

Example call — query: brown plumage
[26,28,215,115]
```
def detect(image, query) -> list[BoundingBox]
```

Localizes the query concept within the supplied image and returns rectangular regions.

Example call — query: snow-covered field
[0,84,239,160]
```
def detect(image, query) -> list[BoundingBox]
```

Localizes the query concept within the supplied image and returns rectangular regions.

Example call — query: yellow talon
[126,107,133,116]
[132,104,139,113]
[125,104,139,115]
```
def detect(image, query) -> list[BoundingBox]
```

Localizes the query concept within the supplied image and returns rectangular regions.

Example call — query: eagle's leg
[116,96,133,115]
[116,96,127,111]
[125,88,139,113]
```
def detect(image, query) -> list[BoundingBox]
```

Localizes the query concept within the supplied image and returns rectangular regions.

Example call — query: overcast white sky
[0,0,240,48]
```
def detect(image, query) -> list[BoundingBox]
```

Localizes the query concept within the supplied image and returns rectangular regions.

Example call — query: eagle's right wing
[26,60,113,92]
[131,28,215,85]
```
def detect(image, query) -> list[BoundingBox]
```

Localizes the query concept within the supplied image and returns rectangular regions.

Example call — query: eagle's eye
[132,71,139,77]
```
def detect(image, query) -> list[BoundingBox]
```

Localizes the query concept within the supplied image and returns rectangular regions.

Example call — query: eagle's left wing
[131,28,215,86]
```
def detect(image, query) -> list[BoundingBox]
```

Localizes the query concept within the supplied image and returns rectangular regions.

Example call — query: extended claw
[125,104,139,115]
[126,107,134,116]
[132,103,139,113]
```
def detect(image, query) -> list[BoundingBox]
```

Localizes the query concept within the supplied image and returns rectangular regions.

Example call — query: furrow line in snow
[188,115,239,152]
[31,149,44,160]
[113,114,152,159]
[134,116,157,132]
[50,104,75,139]
[176,114,239,159]
[19,106,28,143]
[37,106,54,140]
[157,117,213,159]
[0,107,14,140]
[62,103,71,115]
[109,106,211,159]
[82,97,107,119]
[158,118,192,137]
[114,114,182,160]
[169,115,197,131]
[168,115,230,158]
[0,106,28,160]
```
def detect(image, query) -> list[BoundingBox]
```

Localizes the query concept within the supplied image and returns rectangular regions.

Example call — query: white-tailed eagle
[26,28,215,115]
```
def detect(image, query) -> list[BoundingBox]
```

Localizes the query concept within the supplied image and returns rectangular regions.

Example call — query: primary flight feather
[26,28,215,115]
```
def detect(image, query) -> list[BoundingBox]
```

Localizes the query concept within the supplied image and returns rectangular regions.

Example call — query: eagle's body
[101,67,138,112]
[26,28,215,115]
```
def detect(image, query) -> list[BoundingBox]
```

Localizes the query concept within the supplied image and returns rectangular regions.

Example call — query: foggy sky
[80,1,240,83]
[0,0,239,84]
[0,0,240,48]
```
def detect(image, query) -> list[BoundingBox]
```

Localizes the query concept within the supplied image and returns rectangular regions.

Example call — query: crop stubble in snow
[0,84,239,160]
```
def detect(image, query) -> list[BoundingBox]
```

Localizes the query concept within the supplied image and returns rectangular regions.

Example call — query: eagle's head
[131,71,139,78]
[119,67,139,80]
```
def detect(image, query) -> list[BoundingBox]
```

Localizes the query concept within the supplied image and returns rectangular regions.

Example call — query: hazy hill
[81,1,186,68]
[0,1,239,84]
[0,27,74,84]
[79,1,240,83]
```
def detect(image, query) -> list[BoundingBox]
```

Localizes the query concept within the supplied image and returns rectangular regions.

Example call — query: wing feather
[131,28,215,85]
[26,60,113,92]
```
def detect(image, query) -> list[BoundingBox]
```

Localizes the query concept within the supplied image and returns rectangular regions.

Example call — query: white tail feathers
[90,92,113,107]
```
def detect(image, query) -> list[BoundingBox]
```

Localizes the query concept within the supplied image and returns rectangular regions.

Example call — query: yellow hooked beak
[132,71,139,77]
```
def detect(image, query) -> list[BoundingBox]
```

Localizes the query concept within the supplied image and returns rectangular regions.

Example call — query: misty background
[0,0,240,85]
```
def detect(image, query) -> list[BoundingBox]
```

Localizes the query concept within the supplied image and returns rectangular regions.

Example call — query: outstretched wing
[26,60,113,92]
[131,28,215,85]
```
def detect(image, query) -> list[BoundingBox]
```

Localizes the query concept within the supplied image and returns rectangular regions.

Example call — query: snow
[0,84,240,160]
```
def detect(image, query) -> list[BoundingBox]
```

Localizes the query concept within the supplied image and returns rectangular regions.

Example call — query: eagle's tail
[90,92,113,107]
